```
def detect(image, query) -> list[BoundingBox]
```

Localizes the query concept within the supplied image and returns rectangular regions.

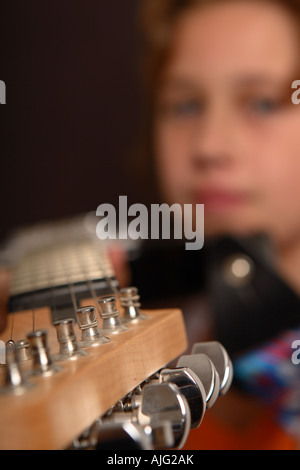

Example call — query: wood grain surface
[0,305,187,450]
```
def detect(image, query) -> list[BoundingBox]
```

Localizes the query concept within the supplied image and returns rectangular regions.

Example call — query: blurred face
[154,0,300,247]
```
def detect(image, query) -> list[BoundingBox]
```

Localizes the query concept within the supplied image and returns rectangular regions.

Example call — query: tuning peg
[98,296,128,334]
[119,287,147,322]
[69,379,191,450]
[0,343,34,395]
[136,382,191,449]
[76,305,110,348]
[53,318,89,362]
[26,329,62,377]
[72,380,188,450]
[159,367,206,429]
[176,354,220,409]
[87,421,153,450]
[148,421,174,450]
[15,339,32,362]
[191,342,233,395]
[102,381,190,449]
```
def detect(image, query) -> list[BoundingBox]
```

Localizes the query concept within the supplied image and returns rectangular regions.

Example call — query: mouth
[193,189,250,213]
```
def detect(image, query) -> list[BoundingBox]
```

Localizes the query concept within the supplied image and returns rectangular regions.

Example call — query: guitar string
[31,267,38,333]
[54,246,79,315]
[30,260,42,334]
[9,268,38,344]
[7,228,121,343]
[51,238,103,316]
[9,311,15,343]
[76,243,119,300]
[13,247,78,341]
[70,244,102,315]
[66,237,117,316]
[90,240,121,300]
[64,224,120,317]
[44,249,62,323]
[8,261,33,344]
[5,235,64,343]
[57,228,99,316]
[30,253,56,334]
[25,242,108,327]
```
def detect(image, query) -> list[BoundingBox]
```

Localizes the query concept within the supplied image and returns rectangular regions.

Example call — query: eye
[160,98,204,118]
[174,100,203,116]
[248,97,281,115]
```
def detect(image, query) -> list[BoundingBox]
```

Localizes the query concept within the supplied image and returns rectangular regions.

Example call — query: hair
[138,0,300,96]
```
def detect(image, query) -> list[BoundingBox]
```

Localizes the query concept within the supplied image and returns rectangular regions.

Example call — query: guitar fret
[10,241,115,296]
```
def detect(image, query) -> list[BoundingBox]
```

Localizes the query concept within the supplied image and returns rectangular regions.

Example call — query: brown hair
[139,0,300,96]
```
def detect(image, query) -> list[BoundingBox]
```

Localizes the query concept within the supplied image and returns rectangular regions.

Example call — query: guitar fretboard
[3,214,119,316]
[10,241,114,296]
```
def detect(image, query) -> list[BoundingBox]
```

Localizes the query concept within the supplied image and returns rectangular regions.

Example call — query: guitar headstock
[0,302,188,450]
[0,214,233,450]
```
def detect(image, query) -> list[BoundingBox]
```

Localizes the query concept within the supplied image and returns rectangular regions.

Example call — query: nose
[191,106,237,172]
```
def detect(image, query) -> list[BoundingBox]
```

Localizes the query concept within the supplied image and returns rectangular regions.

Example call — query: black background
[0,0,155,244]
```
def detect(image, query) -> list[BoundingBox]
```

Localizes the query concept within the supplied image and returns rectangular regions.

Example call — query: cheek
[250,117,300,236]
[265,151,300,224]
[258,119,300,201]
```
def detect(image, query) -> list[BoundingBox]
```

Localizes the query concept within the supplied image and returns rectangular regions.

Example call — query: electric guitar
[0,214,233,450]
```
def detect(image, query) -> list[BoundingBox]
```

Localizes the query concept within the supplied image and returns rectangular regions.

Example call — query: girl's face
[154,0,300,247]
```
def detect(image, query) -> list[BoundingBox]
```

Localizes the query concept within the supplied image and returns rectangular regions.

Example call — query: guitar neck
[0,215,188,450]
[0,214,233,451]
[6,217,118,322]
[0,307,187,450]
[9,239,119,323]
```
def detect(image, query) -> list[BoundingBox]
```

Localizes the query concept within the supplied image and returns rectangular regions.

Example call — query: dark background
[0,0,155,244]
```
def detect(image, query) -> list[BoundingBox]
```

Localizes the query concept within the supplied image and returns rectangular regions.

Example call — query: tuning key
[26,329,62,377]
[159,367,206,429]
[98,296,128,335]
[191,342,233,395]
[177,354,220,409]
[88,421,153,450]
[119,287,147,322]
[0,343,34,395]
[97,382,190,450]
[53,318,89,362]
[76,306,110,348]
[149,421,174,450]
[15,339,32,362]
[136,382,190,449]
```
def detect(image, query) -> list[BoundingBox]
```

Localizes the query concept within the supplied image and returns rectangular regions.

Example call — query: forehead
[162,0,299,84]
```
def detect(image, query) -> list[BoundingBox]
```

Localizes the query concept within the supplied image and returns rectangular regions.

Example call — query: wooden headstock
[0,304,187,450]
[0,214,233,450]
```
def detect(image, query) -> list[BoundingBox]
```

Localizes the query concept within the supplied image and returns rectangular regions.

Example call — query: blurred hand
[0,269,10,334]
[108,244,131,288]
